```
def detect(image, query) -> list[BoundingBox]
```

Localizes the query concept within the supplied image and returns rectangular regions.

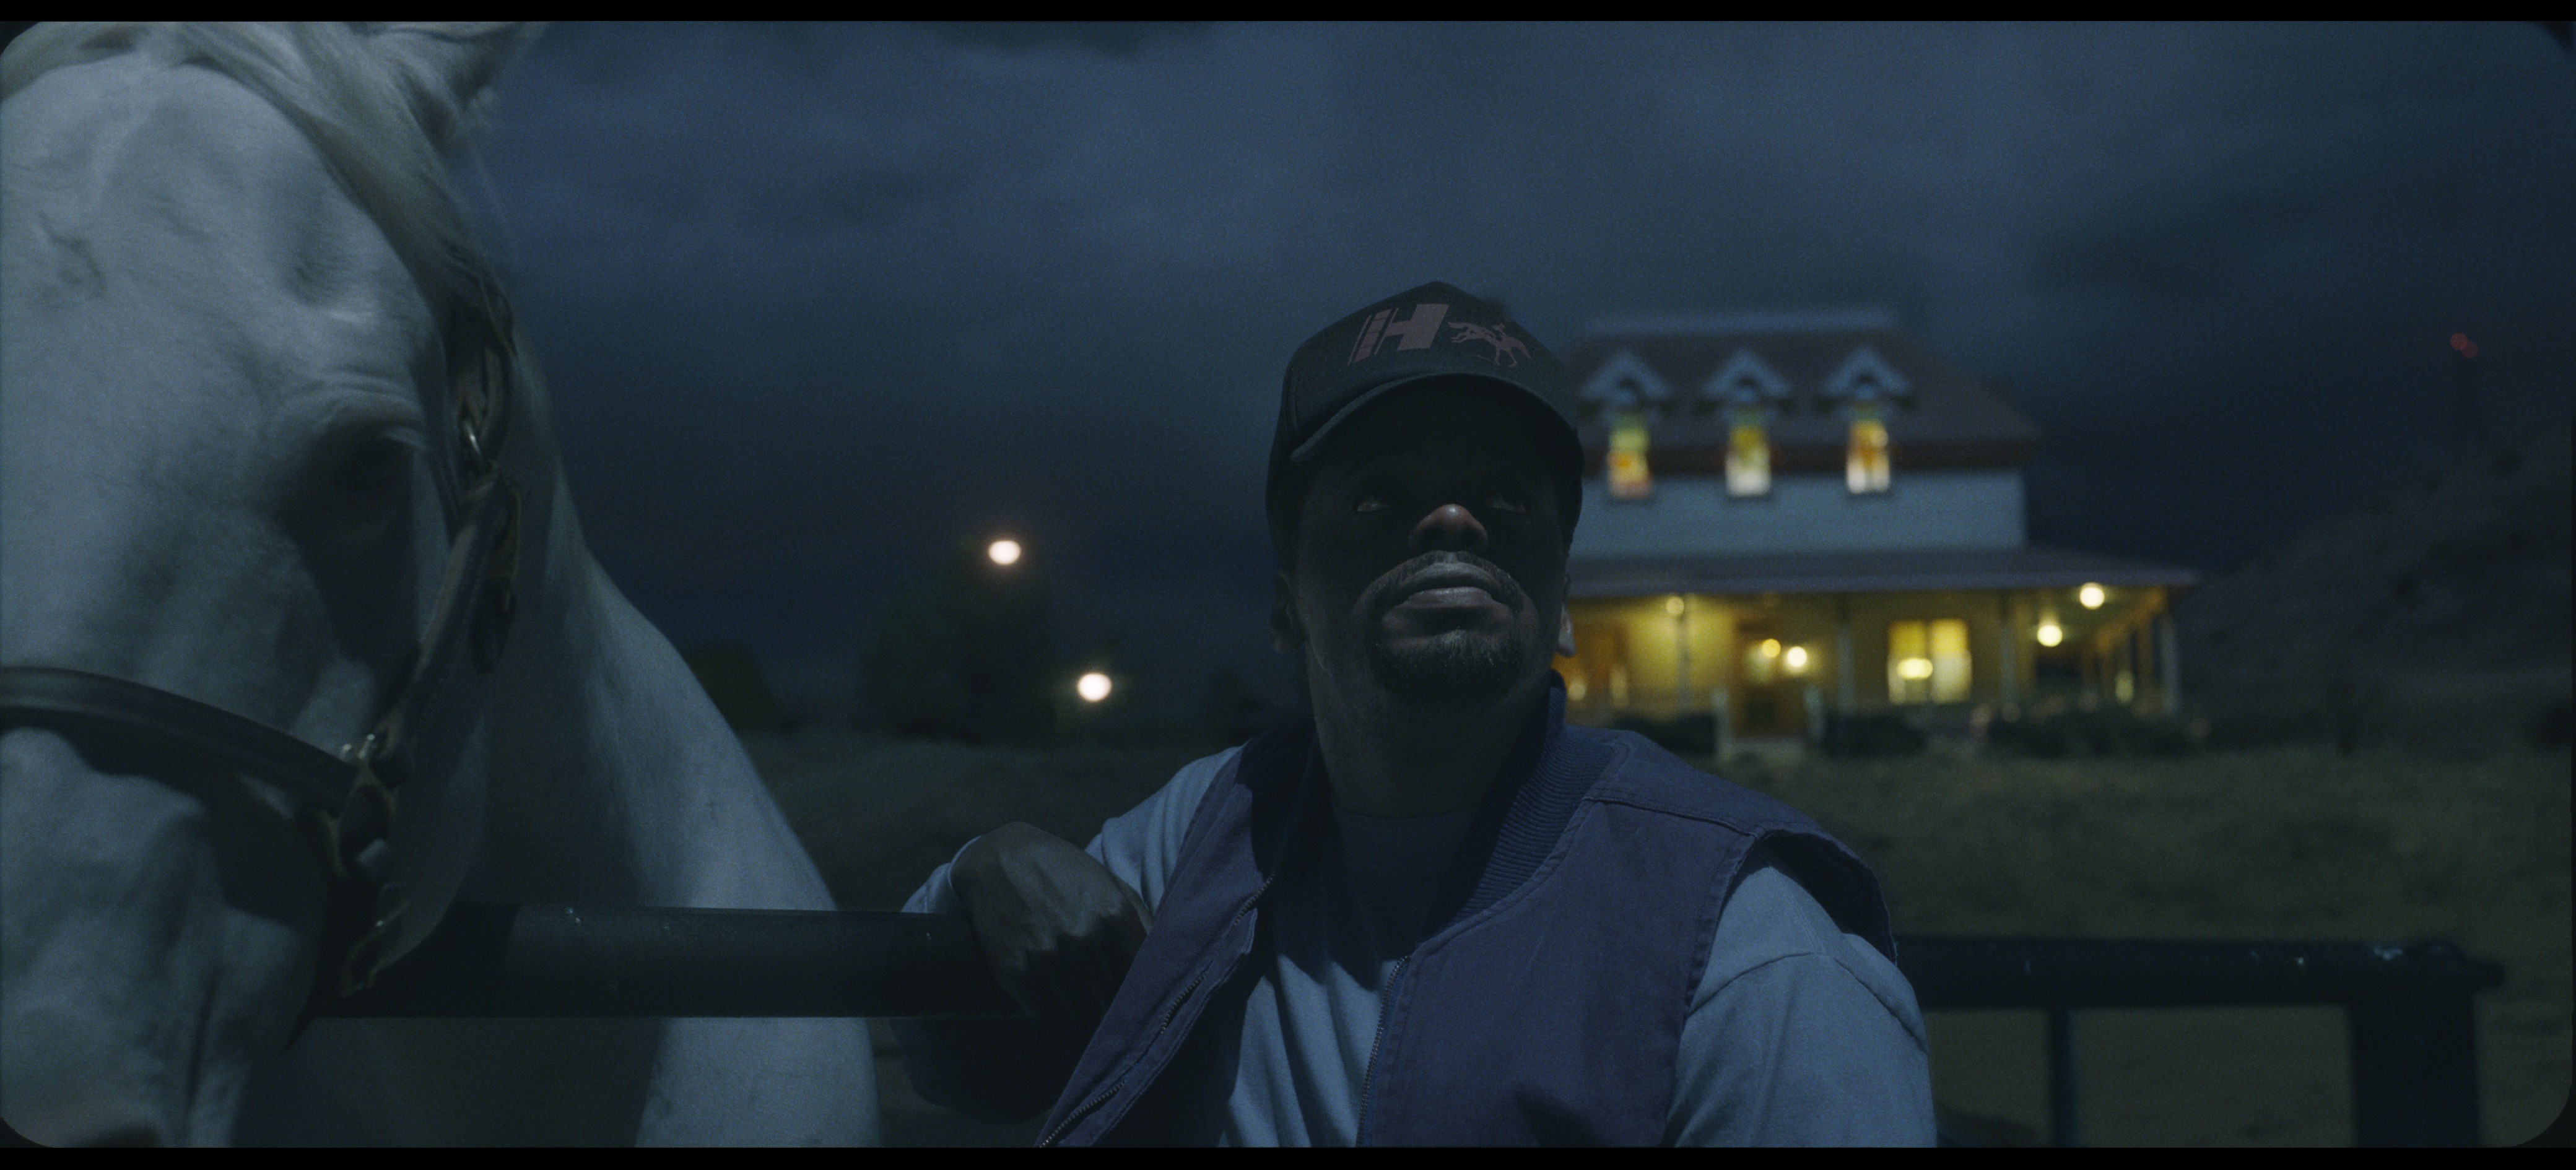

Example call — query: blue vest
[1035,688,1897,1146]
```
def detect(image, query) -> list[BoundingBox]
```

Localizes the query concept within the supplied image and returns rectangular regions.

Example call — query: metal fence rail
[1900,936,2505,1147]
[322,904,2505,1146]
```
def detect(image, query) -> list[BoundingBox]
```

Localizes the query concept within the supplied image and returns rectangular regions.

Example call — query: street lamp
[988,538,1022,567]
[1076,672,1113,703]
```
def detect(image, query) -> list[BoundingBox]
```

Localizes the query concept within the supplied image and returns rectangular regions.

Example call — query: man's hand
[951,822,1155,1023]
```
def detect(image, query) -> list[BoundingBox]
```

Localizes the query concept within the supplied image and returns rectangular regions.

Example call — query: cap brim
[1286,371,1552,464]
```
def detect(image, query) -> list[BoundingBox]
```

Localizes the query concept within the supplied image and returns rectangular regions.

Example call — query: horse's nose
[80,1122,168,1148]
[5,1104,172,1148]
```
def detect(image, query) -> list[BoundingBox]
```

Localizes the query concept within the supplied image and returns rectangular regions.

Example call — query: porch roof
[1568,544,2201,599]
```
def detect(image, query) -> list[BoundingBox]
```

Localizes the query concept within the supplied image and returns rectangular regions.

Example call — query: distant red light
[2449,332,2469,351]
[2463,342,2478,359]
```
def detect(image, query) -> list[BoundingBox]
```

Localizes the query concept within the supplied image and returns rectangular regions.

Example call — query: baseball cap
[1265,282,1583,543]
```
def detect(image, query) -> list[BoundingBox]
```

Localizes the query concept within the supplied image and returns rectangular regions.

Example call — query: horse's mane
[2,23,540,380]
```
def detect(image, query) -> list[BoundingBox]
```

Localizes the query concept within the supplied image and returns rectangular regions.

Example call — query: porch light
[1076,672,1113,703]
[1783,646,1809,673]
[1896,657,1934,681]
[988,539,1022,567]
[2078,583,2105,610]
[2037,620,2064,648]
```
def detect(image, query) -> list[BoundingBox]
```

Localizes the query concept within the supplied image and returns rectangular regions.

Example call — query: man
[894,283,1935,1145]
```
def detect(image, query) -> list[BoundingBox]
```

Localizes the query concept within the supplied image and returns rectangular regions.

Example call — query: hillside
[2174,420,2572,751]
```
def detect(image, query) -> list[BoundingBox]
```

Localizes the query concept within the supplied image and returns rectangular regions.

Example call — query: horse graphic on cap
[1447,319,1530,368]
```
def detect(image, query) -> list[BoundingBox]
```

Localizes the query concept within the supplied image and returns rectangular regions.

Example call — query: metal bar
[317,902,1017,1019]
[333,911,2503,1022]
[1899,937,2501,1012]
[2348,976,2487,1147]
[2047,1007,2079,1147]
[321,906,2500,1148]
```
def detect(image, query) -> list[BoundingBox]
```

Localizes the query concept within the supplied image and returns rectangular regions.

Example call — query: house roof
[1569,544,2200,599]
[1567,311,2045,472]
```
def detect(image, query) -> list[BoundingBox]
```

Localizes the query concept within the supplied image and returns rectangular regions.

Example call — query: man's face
[1277,379,1571,710]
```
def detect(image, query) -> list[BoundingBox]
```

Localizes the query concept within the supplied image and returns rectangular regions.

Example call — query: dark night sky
[453,22,2576,712]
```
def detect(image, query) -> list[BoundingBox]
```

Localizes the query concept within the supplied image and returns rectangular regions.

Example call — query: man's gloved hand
[951,821,1155,1023]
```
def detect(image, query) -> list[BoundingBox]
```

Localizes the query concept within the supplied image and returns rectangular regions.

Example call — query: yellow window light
[1897,657,1934,680]
[2079,583,2105,610]
[1845,403,1891,495]
[1725,405,1770,497]
[1609,410,1653,500]
[1760,638,1782,657]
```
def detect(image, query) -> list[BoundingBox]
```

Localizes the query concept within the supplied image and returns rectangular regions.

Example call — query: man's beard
[1360,552,1535,707]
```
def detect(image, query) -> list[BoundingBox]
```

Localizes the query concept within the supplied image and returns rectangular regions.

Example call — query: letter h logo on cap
[1347,301,1451,365]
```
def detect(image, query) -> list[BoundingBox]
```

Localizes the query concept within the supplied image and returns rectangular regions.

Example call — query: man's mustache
[1362,551,1530,622]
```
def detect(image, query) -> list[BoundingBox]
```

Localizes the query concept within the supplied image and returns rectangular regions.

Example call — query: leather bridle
[0,301,527,1012]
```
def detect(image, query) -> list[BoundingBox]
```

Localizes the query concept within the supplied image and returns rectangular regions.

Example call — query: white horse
[1,23,879,1145]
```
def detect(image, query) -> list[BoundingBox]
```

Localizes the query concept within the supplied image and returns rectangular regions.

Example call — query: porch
[1556,545,2201,743]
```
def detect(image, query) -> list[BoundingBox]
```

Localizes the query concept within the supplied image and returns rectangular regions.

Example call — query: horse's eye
[330,437,411,500]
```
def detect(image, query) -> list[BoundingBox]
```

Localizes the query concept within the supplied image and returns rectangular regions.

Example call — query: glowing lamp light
[2078,583,2105,610]
[987,539,1022,567]
[1783,646,1809,673]
[1759,638,1782,658]
[1076,672,1113,703]
[1664,595,1687,617]
[2037,621,2065,648]
[2451,332,2478,360]
[1897,657,1934,681]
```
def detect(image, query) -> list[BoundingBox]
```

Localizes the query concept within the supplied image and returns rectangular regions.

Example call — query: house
[1552,307,2198,748]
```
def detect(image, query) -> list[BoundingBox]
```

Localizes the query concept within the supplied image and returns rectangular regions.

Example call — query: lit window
[1847,402,1891,494]
[1888,618,1971,704]
[1725,404,1771,497]
[1608,409,1653,500]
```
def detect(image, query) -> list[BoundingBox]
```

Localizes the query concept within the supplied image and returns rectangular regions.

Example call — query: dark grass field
[744,729,2571,1146]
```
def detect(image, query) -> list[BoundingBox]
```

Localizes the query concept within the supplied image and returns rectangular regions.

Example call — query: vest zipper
[1352,954,1410,1145]
[1037,876,1279,1147]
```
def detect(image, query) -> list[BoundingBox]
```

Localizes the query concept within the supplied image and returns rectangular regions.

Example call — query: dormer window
[1822,345,1905,495]
[1579,347,1673,424]
[1702,348,1786,498]
[1822,344,1912,405]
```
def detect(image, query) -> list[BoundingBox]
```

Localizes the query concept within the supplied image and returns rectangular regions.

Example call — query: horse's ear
[361,22,544,154]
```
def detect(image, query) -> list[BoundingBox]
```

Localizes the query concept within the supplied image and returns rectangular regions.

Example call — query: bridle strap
[0,314,528,1011]
[362,468,520,789]
[0,666,355,816]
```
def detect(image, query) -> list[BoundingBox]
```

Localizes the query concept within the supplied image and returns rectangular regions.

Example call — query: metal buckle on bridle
[315,734,404,999]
